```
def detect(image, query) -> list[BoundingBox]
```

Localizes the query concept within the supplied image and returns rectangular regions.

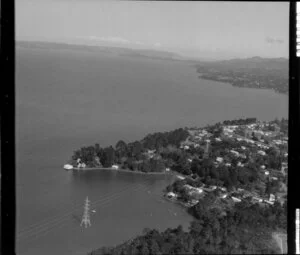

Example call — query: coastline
[71,167,175,176]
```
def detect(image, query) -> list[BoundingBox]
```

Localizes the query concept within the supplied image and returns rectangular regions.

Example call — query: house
[167,192,177,199]
[265,171,270,175]
[269,194,276,202]
[241,146,246,150]
[112,164,119,169]
[230,150,240,157]
[237,162,244,167]
[260,165,266,170]
[257,150,266,156]
[184,145,190,150]
[176,175,185,180]
[221,193,228,199]
[64,164,73,170]
[78,162,86,168]
[165,168,170,172]
[216,157,223,163]
[225,163,231,167]
[264,200,274,205]
[232,197,242,203]
[215,137,222,142]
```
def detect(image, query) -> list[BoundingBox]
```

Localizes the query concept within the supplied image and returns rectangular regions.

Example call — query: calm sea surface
[16,47,288,255]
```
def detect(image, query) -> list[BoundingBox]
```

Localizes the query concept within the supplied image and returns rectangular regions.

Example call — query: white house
[265,171,270,175]
[230,150,240,156]
[269,194,276,202]
[232,197,242,203]
[112,164,119,169]
[264,200,274,205]
[78,162,86,168]
[257,150,266,156]
[167,192,177,198]
[216,157,223,163]
[64,164,73,170]
[221,193,228,199]
[241,146,246,150]
[165,168,170,172]
[225,163,231,167]
[260,165,266,170]
[237,162,244,167]
[215,137,222,142]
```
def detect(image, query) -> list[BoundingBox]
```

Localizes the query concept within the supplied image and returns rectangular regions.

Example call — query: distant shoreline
[71,167,175,176]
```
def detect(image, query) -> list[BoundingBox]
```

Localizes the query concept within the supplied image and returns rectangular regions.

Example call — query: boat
[64,164,74,170]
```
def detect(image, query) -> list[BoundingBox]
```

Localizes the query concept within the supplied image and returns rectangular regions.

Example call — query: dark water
[16,47,288,254]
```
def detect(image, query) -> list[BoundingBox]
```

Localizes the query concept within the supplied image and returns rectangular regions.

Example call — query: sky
[16,0,289,60]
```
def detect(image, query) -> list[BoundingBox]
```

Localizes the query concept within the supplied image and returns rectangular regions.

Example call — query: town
[164,119,288,210]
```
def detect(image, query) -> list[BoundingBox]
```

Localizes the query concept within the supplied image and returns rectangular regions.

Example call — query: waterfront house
[112,164,119,169]
[167,192,177,199]
[78,162,86,168]
[64,164,73,170]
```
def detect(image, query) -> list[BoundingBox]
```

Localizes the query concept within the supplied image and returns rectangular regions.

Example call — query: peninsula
[194,57,288,94]
[83,117,288,254]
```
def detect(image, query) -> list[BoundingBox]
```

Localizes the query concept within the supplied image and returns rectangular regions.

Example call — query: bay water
[16,47,288,254]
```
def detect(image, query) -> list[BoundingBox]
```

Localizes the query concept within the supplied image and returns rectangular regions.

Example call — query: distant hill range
[195,56,288,72]
[16,41,186,61]
[17,41,288,94]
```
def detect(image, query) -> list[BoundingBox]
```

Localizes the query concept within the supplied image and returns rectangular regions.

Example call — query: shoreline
[70,167,176,176]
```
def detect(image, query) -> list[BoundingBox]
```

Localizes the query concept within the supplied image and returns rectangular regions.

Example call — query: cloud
[88,36,130,44]
[154,42,162,47]
[83,36,148,47]
[265,37,284,44]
